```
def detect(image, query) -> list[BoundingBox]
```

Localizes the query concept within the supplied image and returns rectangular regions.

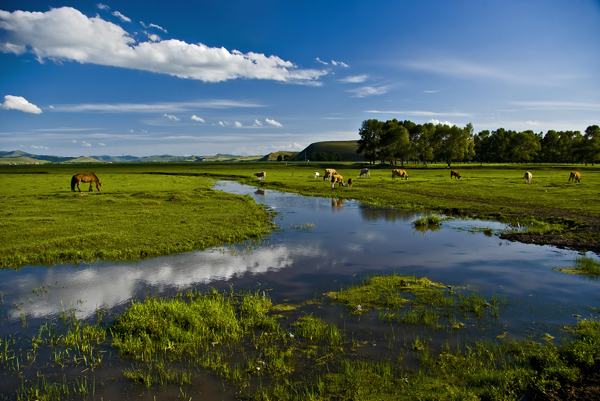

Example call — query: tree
[584,125,600,166]
[357,119,384,164]
[510,130,541,163]
[380,120,410,165]
[277,154,283,162]
[436,123,474,166]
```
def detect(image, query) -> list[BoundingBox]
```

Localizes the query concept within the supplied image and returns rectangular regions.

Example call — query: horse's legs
[89,182,93,192]
[76,182,81,192]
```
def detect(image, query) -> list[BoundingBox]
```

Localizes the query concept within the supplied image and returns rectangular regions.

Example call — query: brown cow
[523,171,532,184]
[569,171,581,183]
[347,178,354,188]
[254,171,266,180]
[331,173,345,188]
[392,169,408,180]
[323,168,337,181]
[331,198,345,207]
[450,170,461,179]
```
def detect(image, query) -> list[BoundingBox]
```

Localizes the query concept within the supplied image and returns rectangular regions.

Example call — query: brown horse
[71,173,101,192]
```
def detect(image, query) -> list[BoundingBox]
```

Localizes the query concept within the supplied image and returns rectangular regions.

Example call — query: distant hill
[296,141,366,162]
[62,156,105,164]
[261,151,299,161]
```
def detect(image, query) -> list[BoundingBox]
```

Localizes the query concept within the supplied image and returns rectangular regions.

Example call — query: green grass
[6,278,600,401]
[1,162,598,268]
[575,256,600,275]
[0,164,274,269]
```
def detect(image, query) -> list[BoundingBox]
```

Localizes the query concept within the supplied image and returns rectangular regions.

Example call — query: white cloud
[331,60,349,67]
[0,7,327,84]
[366,110,471,117]
[510,101,600,111]
[82,141,92,147]
[129,129,134,132]
[149,23,167,33]
[31,145,49,150]
[218,121,227,127]
[0,95,42,114]
[339,75,368,84]
[98,142,106,146]
[163,113,180,121]
[72,140,77,143]
[51,100,263,113]
[429,119,454,126]
[234,121,242,127]
[49,105,54,108]
[347,86,389,98]
[525,120,542,126]
[266,118,282,127]
[112,11,131,23]
[97,3,110,11]
[315,57,328,65]
[147,33,160,42]
[254,119,262,126]
[191,115,205,122]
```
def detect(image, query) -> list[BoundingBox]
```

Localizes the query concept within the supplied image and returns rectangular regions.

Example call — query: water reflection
[255,188,266,196]
[0,181,598,340]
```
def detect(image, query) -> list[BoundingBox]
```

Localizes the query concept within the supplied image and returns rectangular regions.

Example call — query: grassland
[0,163,274,269]
[1,161,598,268]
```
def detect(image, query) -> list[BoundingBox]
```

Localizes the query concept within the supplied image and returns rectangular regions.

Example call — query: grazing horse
[360,168,370,178]
[347,178,354,188]
[569,171,581,183]
[323,168,337,181]
[254,171,266,180]
[331,173,345,188]
[314,172,320,178]
[523,171,532,184]
[71,173,101,192]
[392,169,408,180]
[450,170,461,180]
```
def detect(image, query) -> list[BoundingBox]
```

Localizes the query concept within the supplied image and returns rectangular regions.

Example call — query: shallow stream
[1,180,598,398]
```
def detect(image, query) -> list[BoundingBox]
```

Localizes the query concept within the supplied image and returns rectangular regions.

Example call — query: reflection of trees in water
[358,205,417,222]
[412,224,442,237]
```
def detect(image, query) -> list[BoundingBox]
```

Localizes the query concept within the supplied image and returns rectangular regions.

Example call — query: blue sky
[1,0,599,157]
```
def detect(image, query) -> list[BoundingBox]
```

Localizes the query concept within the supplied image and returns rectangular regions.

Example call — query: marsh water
[1,181,599,398]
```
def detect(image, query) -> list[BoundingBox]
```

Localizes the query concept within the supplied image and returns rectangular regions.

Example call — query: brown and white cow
[254,171,266,180]
[323,168,337,181]
[450,170,461,179]
[523,171,532,184]
[360,168,370,178]
[569,171,581,183]
[331,173,345,188]
[392,169,408,180]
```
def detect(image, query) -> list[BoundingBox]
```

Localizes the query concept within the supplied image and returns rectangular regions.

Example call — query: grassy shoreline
[1,162,599,268]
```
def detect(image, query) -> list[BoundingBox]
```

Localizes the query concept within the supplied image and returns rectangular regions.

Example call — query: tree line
[357,119,600,166]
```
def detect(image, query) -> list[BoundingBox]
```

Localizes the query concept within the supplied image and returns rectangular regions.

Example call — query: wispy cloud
[428,119,454,126]
[402,58,535,84]
[50,100,264,113]
[112,11,131,23]
[510,101,600,111]
[234,121,242,127]
[315,57,328,65]
[331,60,349,67]
[0,95,42,114]
[366,110,471,117]
[191,115,205,122]
[339,75,368,84]
[347,86,389,98]
[0,7,327,84]
[164,113,180,121]
[266,118,282,127]
[253,119,263,126]
[96,3,109,11]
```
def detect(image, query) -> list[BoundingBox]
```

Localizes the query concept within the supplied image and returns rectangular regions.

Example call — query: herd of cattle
[253,168,583,186]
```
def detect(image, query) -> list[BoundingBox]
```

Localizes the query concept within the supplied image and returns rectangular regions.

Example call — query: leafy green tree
[381,120,410,166]
[436,123,474,166]
[510,130,541,163]
[277,154,283,162]
[584,125,600,165]
[357,119,384,164]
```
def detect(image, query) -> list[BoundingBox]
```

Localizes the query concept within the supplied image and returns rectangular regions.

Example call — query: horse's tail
[71,175,76,191]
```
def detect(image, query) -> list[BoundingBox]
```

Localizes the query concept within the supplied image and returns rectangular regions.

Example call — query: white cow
[360,168,370,178]
[314,172,320,178]
[523,171,532,184]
